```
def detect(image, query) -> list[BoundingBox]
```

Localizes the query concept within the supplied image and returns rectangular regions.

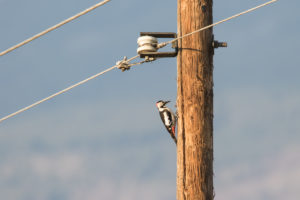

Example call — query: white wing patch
[163,112,171,126]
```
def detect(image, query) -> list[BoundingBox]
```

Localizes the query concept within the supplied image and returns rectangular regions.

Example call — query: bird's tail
[172,135,177,145]
[170,127,177,145]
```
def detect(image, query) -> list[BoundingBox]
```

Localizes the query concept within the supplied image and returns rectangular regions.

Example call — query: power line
[158,0,278,49]
[0,0,278,123]
[0,55,139,123]
[0,0,111,57]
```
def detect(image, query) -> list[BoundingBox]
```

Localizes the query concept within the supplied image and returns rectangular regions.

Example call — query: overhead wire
[0,55,139,123]
[158,0,278,49]
[0,0,111,57]
[0,0,278,123]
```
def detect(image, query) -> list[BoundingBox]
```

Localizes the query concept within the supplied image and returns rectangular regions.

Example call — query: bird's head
[156,100,170,109]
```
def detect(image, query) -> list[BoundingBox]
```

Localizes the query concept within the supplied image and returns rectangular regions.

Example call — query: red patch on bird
[172,126,175,135]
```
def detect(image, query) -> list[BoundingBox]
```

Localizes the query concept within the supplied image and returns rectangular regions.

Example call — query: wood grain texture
[177,0,214,199]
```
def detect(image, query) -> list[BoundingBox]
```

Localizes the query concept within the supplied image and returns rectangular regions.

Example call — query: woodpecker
[156,100,177,144]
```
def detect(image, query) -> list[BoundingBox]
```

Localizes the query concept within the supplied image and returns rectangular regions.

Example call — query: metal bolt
[213,40,228,48]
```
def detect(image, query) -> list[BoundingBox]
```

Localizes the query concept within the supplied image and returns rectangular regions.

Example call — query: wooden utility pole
[176,0,214,200]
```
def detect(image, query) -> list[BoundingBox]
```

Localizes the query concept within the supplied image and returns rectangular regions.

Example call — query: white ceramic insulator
[137,45,157,54]
[137,36,158,47]
[137,36,158,54]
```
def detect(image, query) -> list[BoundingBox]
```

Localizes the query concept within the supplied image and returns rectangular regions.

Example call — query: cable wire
[0,0,111,57]
[0,0,278,123]
[0,55,139,123]
[158,0,278,48]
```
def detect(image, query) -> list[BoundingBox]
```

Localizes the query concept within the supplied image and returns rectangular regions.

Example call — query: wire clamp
[144,56,156,62]
[116,56,131,72]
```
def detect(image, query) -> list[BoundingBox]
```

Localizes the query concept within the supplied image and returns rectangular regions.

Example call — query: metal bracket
[139,32,178,58]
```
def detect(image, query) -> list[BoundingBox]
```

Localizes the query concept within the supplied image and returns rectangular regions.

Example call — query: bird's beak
[163,101,170,106]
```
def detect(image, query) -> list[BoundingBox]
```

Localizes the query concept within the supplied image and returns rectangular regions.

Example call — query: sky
[0,0,299,200]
